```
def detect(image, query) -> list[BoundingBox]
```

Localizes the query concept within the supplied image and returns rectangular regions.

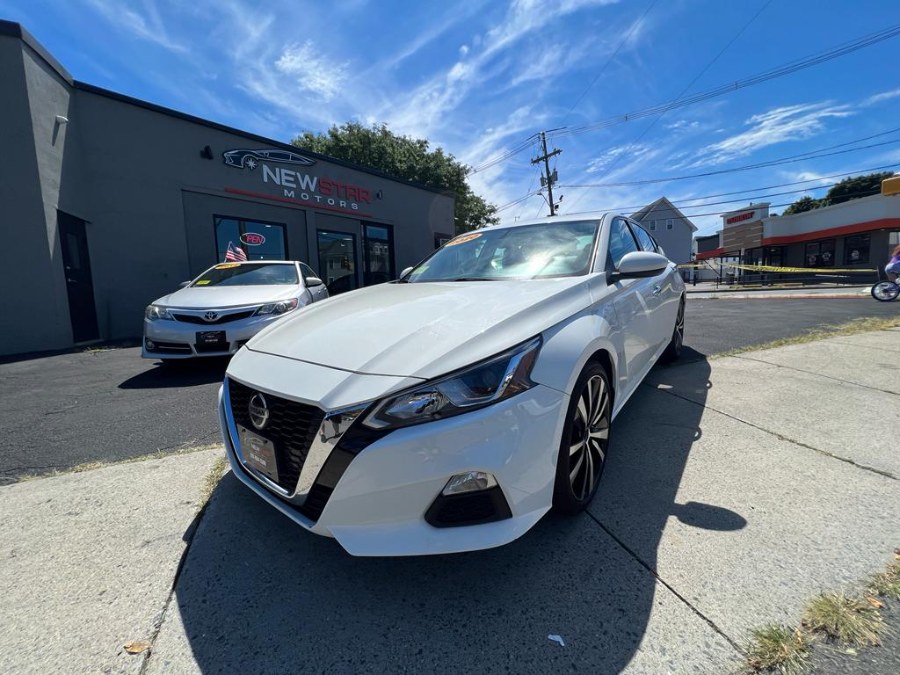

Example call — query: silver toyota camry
[142,260,328,360]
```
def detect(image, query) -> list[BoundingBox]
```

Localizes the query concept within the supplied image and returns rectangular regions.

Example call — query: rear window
[192,263,298,287]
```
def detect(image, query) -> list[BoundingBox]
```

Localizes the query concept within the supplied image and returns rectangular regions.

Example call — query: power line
[563,0,773,215]
[552,22,900,139]
[565,185,895,221]
[561,0,661,123]
[558,132,900,189]
[499,162,900,220]
[468,22,900,176]
[570,167,900,214]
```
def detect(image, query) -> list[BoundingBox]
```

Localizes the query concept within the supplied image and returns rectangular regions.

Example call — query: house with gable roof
[630,197,697,265]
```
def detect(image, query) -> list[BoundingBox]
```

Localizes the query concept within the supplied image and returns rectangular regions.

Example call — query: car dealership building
[0,20,455,357]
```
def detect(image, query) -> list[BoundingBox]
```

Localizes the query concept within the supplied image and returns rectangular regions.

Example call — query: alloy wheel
[568,374,610,501]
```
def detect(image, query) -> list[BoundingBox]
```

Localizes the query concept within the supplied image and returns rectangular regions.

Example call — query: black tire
[661,296,685,363]
[871,281,900,302]
[552,361,612,515]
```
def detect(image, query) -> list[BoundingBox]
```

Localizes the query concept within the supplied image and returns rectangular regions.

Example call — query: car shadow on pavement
[118,358,230,390]
[169,356,743,672]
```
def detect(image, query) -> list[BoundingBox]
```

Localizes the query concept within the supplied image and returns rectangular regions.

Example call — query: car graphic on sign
[223,148,316,170]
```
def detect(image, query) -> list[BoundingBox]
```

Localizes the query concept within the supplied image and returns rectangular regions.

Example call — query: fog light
[145,339,156,350]
[442,471,498,495]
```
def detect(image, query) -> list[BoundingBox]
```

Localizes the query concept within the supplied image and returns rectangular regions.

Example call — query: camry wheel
[553,361,612,515]
[662,296,685,362]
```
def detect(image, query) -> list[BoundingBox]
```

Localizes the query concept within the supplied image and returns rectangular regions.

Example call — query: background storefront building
[0,21,455,357]
[694,196,900,282]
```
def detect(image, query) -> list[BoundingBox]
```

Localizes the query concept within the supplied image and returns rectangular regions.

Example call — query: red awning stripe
[761,217,900,246]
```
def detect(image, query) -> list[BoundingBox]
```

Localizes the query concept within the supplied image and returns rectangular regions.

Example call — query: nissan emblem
[248,393,270,430]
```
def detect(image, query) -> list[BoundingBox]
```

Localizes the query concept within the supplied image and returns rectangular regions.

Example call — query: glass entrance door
[317,230,357,295]
[362,223,395,285]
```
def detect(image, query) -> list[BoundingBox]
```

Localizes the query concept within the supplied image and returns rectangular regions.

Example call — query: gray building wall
[631,201,694,264]
[0,34,75,355]
[1,21,455,356]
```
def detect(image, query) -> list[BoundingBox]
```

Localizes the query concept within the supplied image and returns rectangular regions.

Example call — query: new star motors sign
[222,148,375,217]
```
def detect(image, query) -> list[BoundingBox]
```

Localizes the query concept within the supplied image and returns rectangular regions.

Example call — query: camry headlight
[363,337,541,430]
[255,298,300,316]
[145,304,173,321]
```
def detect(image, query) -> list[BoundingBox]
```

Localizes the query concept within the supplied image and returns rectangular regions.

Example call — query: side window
[629,222,658,253]
[299,263,317,282]
[606,218,640,272]
[648,220,656,231]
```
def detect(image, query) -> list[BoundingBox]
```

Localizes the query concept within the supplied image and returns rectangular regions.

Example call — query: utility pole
[532,131,561,216]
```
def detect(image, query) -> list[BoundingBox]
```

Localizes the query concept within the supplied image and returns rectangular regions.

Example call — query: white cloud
[690,102,853,166]
[275,42,348,101]
[459,45,470,56]
[863,88,900,107]
[86,0,187,53]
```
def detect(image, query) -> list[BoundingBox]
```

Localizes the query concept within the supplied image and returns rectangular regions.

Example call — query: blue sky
[3,0,900,235]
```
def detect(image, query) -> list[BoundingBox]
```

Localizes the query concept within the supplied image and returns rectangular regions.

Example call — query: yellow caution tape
[720,263,875,274]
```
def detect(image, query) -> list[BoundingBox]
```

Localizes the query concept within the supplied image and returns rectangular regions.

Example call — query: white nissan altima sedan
[218,214,685,556]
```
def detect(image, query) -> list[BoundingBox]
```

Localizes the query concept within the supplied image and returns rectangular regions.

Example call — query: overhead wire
[563,0,773,214]
[466,22,900,176]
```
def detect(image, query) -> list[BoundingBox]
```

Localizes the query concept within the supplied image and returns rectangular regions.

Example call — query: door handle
[652,285,662,296]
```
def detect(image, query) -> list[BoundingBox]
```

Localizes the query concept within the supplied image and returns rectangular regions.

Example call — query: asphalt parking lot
[0,297,897,485]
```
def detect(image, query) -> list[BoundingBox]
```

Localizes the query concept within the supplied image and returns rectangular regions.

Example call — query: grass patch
[14,443,223,482]
[868,556,900,601]
[718,316,900,357]
[745,624,811,674]
[801,592,882,647]
[199,455,228,507]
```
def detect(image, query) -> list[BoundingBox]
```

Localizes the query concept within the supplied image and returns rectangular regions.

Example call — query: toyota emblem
[248,393,270,430]
[204,311,219,322]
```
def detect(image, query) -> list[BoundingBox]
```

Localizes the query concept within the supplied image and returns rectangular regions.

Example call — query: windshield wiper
[448,277,500,281]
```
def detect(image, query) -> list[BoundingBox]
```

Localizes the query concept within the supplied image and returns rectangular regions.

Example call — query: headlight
[363,337,541,430]
[255,298,300,316]
[145,304,173,321]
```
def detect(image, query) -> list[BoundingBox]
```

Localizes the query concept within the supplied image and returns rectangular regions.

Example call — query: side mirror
[305,276,324,287]
[178,280,191,288]
[400,266,414,279]
[613,251,669,280]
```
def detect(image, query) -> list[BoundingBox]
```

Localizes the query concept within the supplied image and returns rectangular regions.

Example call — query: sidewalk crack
[585,510,747,657]
[652,385,897,481]
[732,354,900,398]
[137,489,215,673]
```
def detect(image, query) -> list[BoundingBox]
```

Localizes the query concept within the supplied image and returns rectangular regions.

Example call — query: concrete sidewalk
[2,330,899,674]
[686,282,874,300]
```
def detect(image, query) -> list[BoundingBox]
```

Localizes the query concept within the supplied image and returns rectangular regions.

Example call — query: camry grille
[228,378,325,493]
[173,310,255,325]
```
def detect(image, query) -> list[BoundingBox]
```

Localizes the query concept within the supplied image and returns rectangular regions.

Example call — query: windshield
[407,221,600,282]
[192,263,298,287]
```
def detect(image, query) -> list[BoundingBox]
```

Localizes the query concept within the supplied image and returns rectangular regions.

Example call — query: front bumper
[142,313,285,359]
[218,376,568,557]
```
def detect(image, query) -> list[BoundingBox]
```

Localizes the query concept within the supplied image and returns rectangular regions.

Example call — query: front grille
[173,310,255,325]
[228,378,325,493]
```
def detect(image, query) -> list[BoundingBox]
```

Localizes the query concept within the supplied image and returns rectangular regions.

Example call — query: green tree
[292,122,498,234]
[821,171,892,206]
[783,195,821,215]
[783,171,893,215]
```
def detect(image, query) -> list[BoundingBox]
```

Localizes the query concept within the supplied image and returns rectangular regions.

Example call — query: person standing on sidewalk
[886,244,900,282]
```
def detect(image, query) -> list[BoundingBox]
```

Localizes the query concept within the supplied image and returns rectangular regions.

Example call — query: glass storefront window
[843,234,870,264]
[804,239,835,267]
[214,217,287,261]
[363,223,395,285]
[317,230,357,294]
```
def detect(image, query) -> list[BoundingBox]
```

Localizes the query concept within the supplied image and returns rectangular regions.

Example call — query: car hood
[155,285,300,309]
[246,278,592,379]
